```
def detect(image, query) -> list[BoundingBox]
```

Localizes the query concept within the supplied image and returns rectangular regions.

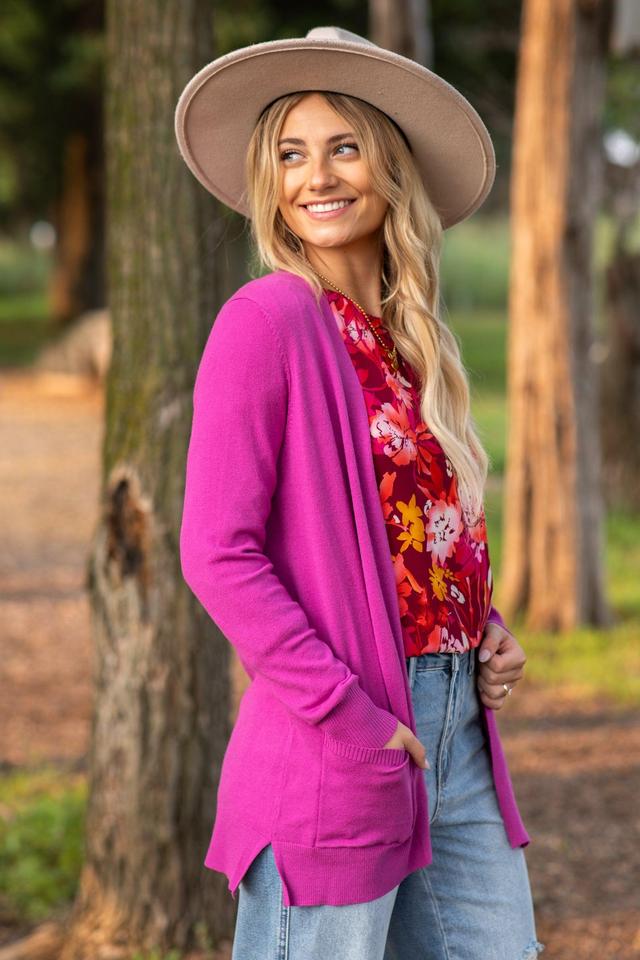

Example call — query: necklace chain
[309,267,400,374]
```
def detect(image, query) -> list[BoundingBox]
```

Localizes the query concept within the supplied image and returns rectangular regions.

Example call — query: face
[276,93,388,258]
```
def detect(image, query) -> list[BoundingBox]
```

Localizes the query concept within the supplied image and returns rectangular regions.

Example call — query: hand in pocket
[383,719,430,769]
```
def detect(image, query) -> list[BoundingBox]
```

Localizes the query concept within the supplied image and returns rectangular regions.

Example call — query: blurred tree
[369,0,433,66]
[600,150,640,509]
[58,1,234,957]
[0,0,105,325]
[599,0,640,510]
[501,0,615,631]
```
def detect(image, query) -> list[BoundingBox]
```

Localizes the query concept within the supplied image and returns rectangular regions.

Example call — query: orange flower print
[391,550,423,618]
[425,499,464,565]
[370,402,417,466]
[414,422,436,477]
[386,368,415,409]
[468,511,488,543]
[394,493,425,553]
[378,471,397,520]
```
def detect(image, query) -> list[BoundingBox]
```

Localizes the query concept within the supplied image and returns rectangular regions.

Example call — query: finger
[490,646,526,670]
[477,622,507,661]
[409,735,430,770]
[477,688,504,711]
[477,676,514,701]
[478,666,523,684]
[477,636,502,663]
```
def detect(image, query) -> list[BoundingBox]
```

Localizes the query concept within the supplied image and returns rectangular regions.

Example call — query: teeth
[306,200,353,212]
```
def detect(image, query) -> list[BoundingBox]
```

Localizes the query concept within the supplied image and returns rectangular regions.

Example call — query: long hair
[244,90,490,526]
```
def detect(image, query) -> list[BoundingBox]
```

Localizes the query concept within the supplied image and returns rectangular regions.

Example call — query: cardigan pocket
[315,731,415,847]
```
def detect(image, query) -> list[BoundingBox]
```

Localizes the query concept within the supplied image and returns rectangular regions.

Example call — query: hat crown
[304,26,376,48]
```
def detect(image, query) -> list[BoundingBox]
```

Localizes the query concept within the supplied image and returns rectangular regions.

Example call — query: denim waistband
[405,647,477,677]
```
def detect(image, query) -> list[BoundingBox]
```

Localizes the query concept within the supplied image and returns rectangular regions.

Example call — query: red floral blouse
[324,288,494,656]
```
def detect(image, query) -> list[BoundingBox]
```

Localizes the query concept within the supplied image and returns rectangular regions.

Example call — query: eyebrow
[277,132,356,146]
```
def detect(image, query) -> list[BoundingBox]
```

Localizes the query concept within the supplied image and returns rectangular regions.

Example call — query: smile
[301,198,356,220]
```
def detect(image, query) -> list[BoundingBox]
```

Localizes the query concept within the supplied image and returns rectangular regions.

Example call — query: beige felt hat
[174,25,496,230]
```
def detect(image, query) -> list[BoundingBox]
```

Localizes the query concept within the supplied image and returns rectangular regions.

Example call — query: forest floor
[1,367,639,959]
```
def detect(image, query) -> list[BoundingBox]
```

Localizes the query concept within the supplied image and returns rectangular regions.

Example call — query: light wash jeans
[231,647,545,960]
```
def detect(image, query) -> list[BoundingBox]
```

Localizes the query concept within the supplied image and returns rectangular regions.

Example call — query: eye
[335,142,358,155]
[280,149,302,162]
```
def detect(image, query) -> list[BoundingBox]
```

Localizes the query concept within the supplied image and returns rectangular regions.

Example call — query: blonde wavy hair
[244,90,490,526]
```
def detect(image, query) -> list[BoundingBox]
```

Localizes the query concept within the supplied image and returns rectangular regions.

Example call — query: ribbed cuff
[486,605,516,639]
[319,679,400,748]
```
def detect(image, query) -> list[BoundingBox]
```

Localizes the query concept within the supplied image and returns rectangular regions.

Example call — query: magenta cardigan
[179,268,531,908]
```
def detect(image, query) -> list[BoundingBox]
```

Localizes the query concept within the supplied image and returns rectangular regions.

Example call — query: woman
[175,25,545,960]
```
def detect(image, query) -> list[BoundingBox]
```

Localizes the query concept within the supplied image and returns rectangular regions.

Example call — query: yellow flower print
[395,493,425,553]
[429,564,458,602]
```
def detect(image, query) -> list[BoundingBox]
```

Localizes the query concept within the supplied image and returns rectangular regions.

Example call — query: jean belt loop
[408,655,418,689]
[468,647,475,676]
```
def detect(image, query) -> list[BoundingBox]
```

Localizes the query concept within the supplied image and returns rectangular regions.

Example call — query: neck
[303,236,384,317]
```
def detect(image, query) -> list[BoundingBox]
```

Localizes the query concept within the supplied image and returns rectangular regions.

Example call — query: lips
[300,199,357,222]
[300,199,356,208]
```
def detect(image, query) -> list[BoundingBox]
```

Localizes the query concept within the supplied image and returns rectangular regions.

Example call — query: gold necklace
[310,268,400,374]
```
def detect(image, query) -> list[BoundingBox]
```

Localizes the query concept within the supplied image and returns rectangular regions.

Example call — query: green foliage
[0,766,86,923]
[0,0,104,223]
[605,53,640,140]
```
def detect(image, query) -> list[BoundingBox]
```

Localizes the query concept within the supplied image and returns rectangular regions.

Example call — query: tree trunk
[60,2,237,957]
[369,0,433,67]
[601,248,640,509]
[49,73,106,326]
[48,132,93,325]
[500,0,614,631]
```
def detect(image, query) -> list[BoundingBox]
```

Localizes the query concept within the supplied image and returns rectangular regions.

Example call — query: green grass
[0,765,86,924]
[0,238,53,366]
[441,215,511,311]
[517,618,640,704]
[0,292,53,366]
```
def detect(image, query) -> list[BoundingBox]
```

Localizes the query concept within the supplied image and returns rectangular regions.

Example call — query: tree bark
[500,0,614,631]
[60,2,237,957]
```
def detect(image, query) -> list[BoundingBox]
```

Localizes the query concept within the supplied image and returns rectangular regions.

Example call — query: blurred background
[0,1,638,958]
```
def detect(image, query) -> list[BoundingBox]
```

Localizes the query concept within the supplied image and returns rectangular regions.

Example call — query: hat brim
[174,37,495,229]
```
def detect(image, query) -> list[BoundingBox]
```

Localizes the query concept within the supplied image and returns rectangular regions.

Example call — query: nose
[307,152,338,191]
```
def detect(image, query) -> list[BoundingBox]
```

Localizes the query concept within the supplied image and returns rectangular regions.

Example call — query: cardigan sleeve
[485,604,515,640]
[179,295,400,750]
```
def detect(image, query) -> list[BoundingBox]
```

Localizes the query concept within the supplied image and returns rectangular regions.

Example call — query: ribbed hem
[324,732,408,766]
[271,831,432,907]
[318,679,400,748]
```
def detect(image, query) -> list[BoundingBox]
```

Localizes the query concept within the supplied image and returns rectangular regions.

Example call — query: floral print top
[324,288,494,656]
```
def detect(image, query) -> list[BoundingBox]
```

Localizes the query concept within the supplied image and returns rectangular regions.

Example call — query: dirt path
[1,368,639,958]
